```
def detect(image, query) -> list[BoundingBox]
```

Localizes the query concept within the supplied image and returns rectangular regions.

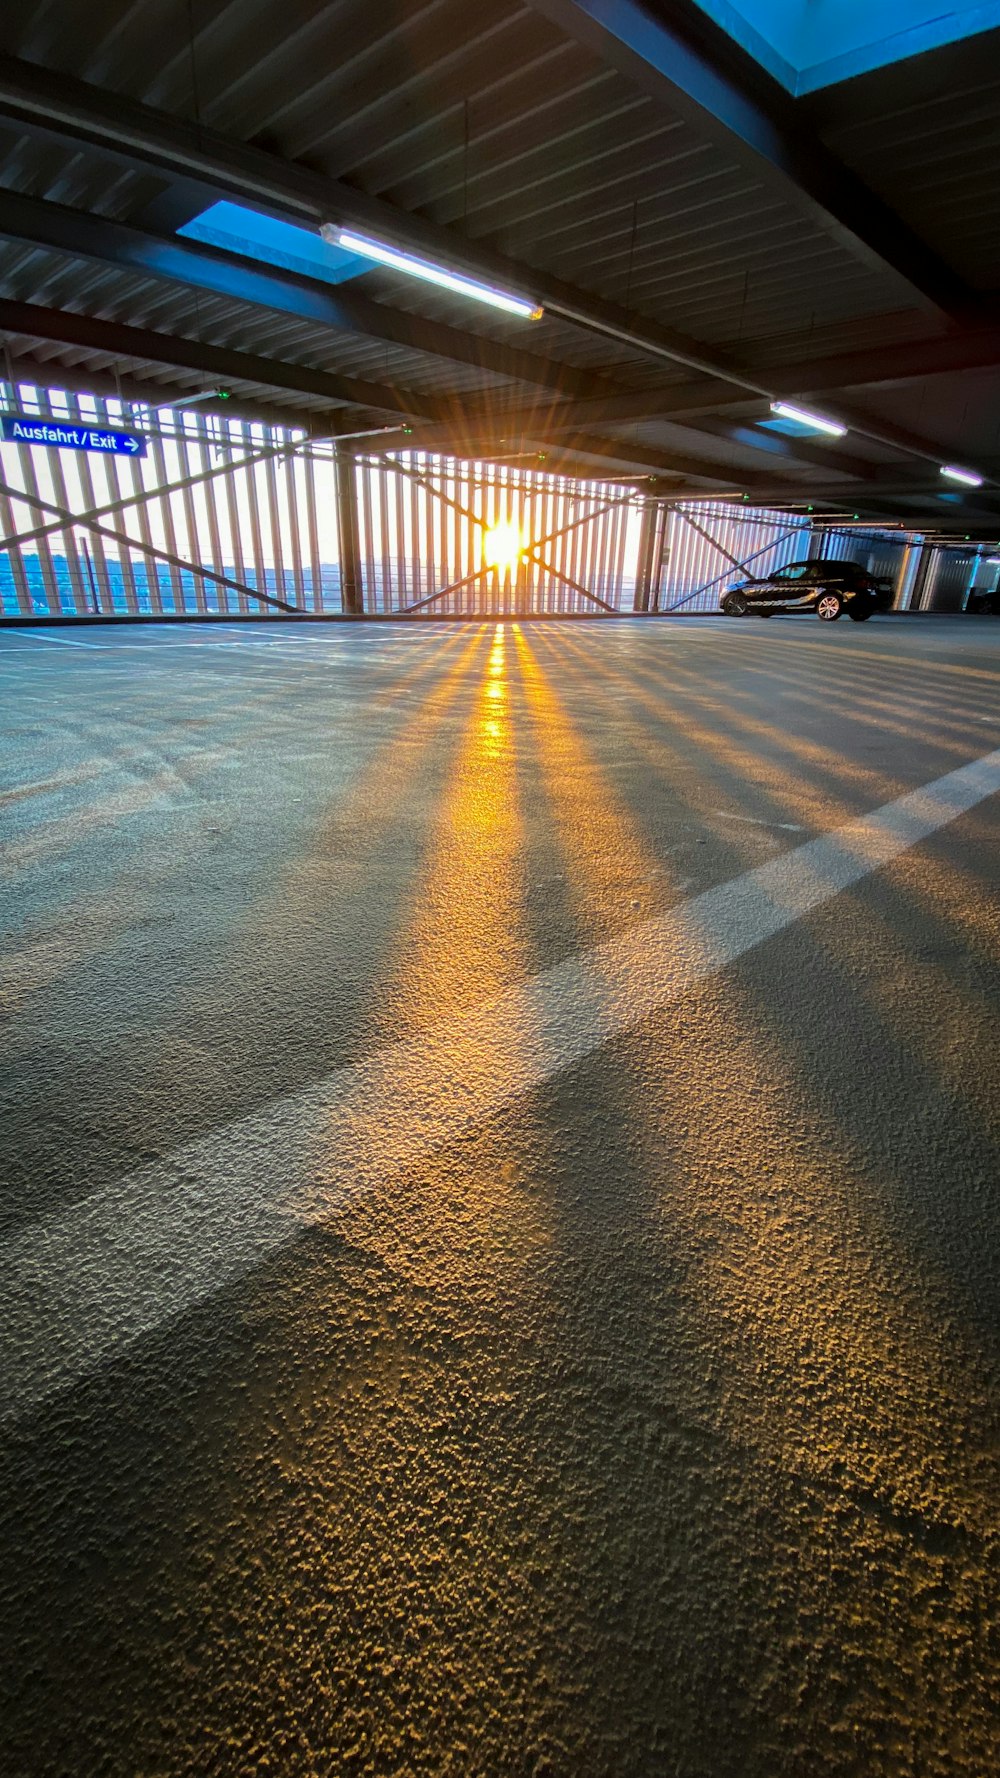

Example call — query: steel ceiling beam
[2,48,993,418]
[0,299,452,423]
[690,417,894,485]
[2,43,998,461]
[1,286,973,500]
[0,340,724,488]
[454,321,1000,434]
[716,484,1000,531]
[382,389,943,489]
[766,327,1000,399]
[0,208,986,497]
[0,52,776,396]
[400,421,801,489]
[411,396,887,482]
[524,0,977,320]
[633,325,1000,419]
[0,351,328,436]
[0,352,412,447]
[0,189,606,402]
[444,372,986,482]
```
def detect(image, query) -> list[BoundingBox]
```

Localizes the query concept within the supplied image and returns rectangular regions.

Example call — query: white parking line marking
[10,631,102,648]
[711,809,805,832]
[2,746,999,1424]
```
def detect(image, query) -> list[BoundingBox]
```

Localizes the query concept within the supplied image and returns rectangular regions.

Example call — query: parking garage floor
[1,614,999,1777]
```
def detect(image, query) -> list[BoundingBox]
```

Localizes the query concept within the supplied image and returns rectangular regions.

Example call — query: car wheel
[722,590,749,616]
[847,596,873,622]
[816,591,843,621]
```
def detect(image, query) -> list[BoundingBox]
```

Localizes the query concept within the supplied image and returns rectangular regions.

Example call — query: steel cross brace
[402,542,616,615]
[0,440,295,556]
[0,475,301,615]
[372,452,635,611]
[664,517,808,610]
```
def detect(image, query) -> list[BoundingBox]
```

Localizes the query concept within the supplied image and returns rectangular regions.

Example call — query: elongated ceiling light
[323,226,544,320]
[770,400,847,438]
[940,465,984,487]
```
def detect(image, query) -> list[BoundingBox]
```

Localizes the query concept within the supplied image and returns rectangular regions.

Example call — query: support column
[633,498,666,611]
[894,536,923,610]
[649,503,668,612]
[909,544,940,612]
[335,444,363,616]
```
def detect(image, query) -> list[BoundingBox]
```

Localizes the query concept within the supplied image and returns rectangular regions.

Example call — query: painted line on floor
[9,631,103,648]
[710,809,805,832]
[2,745,999,1426]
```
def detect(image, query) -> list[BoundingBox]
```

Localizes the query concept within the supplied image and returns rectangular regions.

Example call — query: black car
[720,558,892,621]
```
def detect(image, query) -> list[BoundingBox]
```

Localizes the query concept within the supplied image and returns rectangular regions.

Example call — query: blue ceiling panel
[177,201,366,286]
[693,1,1000,92]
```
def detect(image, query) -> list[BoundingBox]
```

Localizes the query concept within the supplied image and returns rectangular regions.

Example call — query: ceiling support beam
[374,389,946,487]
[524,0,978,319]
[454,319,1000,434]
[765,327,1000,399]
[436,373,983,482]
[0,299,451,423]
[0,206,990,502]
[1,286,978,499]
[705,484,1000,529]
[0,52,758,390]
[0,352,332,437]
[0,335,781,489]
[3,46,995,419]
[1,48,998,432]
[690,418,890,485]
[396,420,800,489]
[0,188,606,401]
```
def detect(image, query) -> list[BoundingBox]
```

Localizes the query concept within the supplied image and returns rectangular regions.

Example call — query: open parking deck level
[1,615,998,1776]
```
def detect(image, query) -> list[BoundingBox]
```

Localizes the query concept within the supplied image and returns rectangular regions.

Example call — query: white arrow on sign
[125,437,141,453]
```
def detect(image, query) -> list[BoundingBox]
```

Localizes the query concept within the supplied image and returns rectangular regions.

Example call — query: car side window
[776,563,808,581]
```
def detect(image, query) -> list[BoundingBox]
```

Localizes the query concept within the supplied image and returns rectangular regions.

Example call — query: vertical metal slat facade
[2,380,925,621]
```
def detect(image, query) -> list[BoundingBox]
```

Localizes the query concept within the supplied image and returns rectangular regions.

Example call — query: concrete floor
[1,613,999,1777]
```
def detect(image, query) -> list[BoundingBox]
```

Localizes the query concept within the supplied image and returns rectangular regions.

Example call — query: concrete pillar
[632,500,656,611]
[633,500,667,611]
[910,545,942,612]
[335,444,363,616]
[894,537,923,611]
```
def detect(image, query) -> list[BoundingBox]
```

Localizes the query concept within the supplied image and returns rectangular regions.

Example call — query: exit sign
[0,412,147,458]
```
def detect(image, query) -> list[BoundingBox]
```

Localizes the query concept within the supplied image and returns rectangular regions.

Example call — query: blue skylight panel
[691,1,1000,93]
[177,201,366,285]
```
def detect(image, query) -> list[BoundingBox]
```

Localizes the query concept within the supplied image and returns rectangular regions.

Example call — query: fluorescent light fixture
[323,226,543,320]
[769,401,847,437]
[940,464,984,487]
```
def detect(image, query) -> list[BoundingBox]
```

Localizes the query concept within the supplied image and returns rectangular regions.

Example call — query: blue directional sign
[0,412,147,458]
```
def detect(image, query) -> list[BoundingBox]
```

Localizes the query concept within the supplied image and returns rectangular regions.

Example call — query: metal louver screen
[1,382,834,620]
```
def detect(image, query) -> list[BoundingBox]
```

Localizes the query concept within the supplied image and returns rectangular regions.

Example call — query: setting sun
[483,518,525,576]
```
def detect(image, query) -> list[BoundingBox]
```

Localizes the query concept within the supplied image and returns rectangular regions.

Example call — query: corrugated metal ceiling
[812,29,1000,293]
[0,0,912,344]
[0,0,998,524]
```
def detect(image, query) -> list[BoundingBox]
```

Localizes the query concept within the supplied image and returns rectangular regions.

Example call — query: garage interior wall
[0,381,975,618]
